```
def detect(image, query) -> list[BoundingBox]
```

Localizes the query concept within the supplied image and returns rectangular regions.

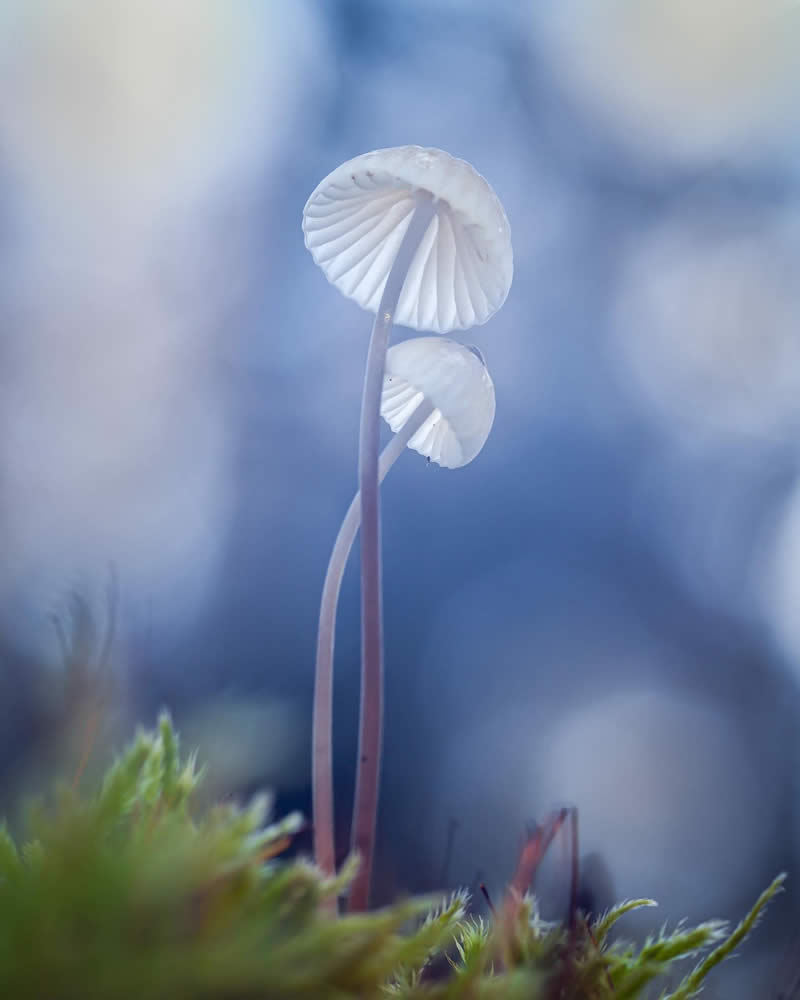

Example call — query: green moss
[0,713,783,999]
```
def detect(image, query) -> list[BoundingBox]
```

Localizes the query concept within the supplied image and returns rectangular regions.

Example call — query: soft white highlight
[0,0,328,651]
[612,211,800,443]
[758,478,800,677]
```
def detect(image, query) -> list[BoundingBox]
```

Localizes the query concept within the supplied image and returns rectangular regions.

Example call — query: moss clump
[0,713,783,998]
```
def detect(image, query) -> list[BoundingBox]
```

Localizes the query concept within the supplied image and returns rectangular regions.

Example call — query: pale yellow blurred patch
[0,0,323,211]
[532,0,800,163]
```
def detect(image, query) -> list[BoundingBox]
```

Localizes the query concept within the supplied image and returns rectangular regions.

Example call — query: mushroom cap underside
[303,146,513,333]
[381,335,496,468]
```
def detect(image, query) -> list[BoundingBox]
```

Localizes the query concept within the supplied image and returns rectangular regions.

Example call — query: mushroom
[303,146,512,910]
[312,336,495,906]
[381,335,495,469]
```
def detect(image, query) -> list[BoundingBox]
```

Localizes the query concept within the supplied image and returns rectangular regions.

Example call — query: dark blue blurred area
[1,3,800,994]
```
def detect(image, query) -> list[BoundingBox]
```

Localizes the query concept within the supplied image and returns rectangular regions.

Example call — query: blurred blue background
[1,2,800,994]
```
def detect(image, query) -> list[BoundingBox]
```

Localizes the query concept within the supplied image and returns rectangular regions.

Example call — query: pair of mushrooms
[303,145,513,911]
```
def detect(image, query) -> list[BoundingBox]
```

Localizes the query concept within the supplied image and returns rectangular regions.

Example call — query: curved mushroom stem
[350,193,436,912]
[313,398,435,907]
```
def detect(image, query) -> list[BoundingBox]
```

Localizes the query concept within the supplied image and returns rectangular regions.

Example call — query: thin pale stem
[349,193,436,912]
[312,399,435,905]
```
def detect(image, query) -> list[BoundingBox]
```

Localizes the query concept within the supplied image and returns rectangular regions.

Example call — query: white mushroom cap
[381,337,495,468]
[302,146,513,333]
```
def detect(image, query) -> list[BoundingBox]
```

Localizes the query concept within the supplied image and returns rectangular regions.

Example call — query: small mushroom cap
[381,336,495,468]
[302,146,513,333]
